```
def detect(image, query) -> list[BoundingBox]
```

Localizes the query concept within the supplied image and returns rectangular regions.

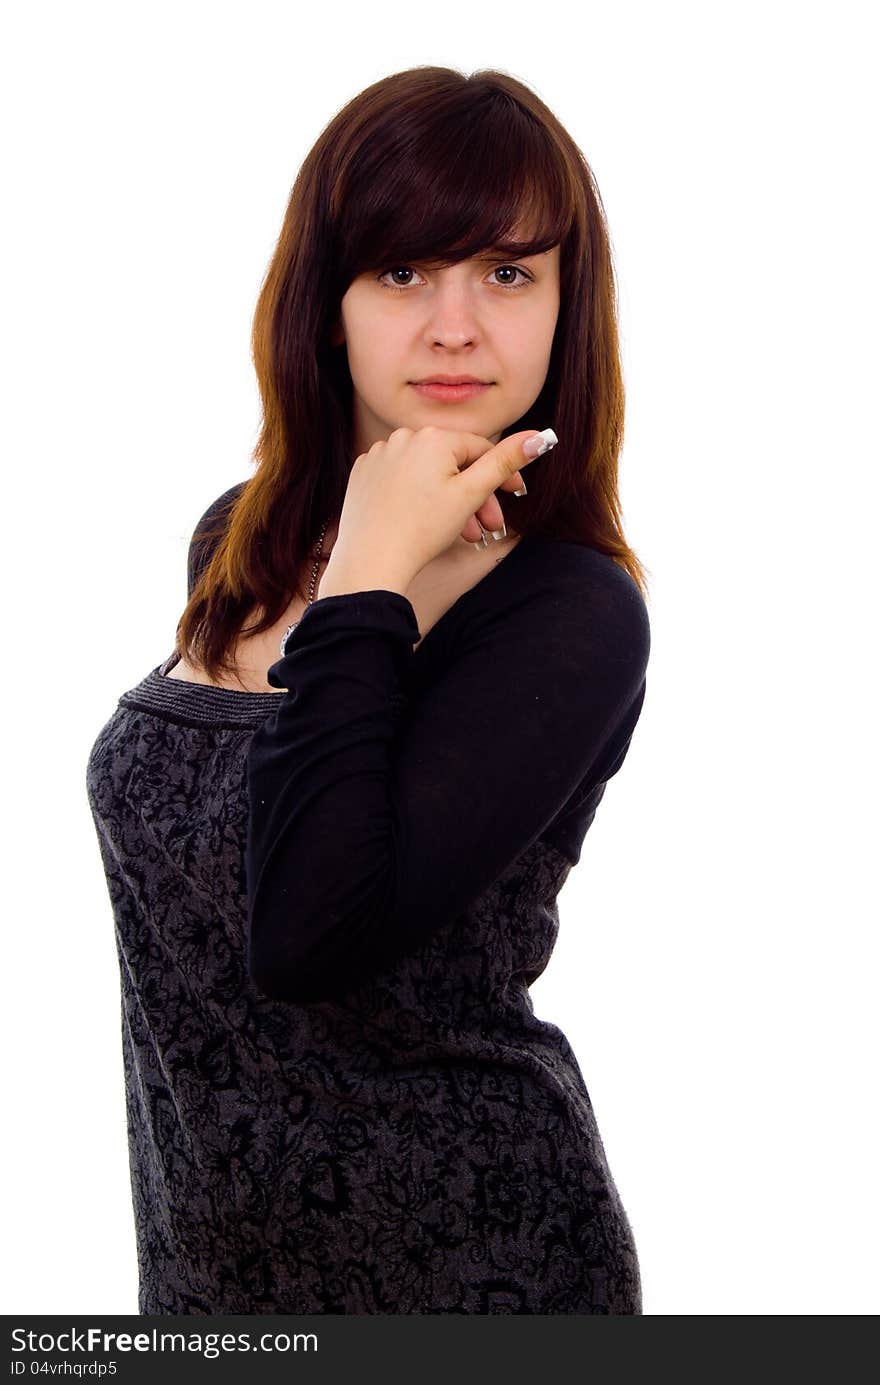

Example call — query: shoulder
[190,480,248,537]
[519,534,642,592]
[490,535,651,671]
[186,480,248,596]
[440,535,651,762]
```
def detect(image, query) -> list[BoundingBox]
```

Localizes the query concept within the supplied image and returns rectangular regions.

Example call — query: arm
[245,549,650,1004]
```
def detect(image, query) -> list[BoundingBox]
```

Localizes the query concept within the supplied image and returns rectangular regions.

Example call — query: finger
[498,471,527,495]
[475,494,505,533]
[451,427,557,501]
[460,494,507,547]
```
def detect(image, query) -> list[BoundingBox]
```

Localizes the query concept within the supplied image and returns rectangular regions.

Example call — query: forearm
[246,590,421,1002]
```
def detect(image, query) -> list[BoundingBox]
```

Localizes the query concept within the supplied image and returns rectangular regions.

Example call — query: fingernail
[522,427,558,460]
[513,479,528,497]
[489,520,507,541]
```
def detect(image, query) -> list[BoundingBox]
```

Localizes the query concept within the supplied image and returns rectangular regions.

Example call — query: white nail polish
[522,427,558,460]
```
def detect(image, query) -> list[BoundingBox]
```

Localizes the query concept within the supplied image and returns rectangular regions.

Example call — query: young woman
[86,65,651,1315]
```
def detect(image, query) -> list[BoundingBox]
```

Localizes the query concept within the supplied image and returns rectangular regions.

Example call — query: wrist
[316,556,413,602]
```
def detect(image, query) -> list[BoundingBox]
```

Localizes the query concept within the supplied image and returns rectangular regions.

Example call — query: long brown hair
[174,64,650,683]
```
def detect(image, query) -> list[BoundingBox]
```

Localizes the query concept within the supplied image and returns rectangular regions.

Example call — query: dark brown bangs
[330,86,571,287]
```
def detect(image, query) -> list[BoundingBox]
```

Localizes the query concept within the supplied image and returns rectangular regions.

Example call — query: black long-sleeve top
[246,538,650,1004]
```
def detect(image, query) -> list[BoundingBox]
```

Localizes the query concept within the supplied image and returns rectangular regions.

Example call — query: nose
[422,278,483,347]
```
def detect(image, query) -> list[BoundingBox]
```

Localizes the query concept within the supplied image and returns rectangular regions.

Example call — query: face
[332,241,561,455]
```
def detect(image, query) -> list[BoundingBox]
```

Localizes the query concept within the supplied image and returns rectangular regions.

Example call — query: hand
[328,425,551,588]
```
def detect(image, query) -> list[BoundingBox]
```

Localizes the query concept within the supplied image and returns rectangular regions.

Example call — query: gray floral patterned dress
[85,502,650,1314]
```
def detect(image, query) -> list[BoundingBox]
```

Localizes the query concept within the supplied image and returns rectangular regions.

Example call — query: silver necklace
[279,517,330,656]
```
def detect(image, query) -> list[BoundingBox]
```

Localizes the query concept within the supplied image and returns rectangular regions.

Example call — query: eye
[376,264,534,293]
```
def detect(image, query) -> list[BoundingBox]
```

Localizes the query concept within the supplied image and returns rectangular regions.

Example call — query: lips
[411,381,492,402]
[414,377,490,385]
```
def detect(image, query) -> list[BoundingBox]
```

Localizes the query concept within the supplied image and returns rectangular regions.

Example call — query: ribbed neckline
[118,535,534,729]
[119,668,290,729]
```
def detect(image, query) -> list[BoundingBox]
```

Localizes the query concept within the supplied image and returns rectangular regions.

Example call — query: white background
[2,0,877,1316]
